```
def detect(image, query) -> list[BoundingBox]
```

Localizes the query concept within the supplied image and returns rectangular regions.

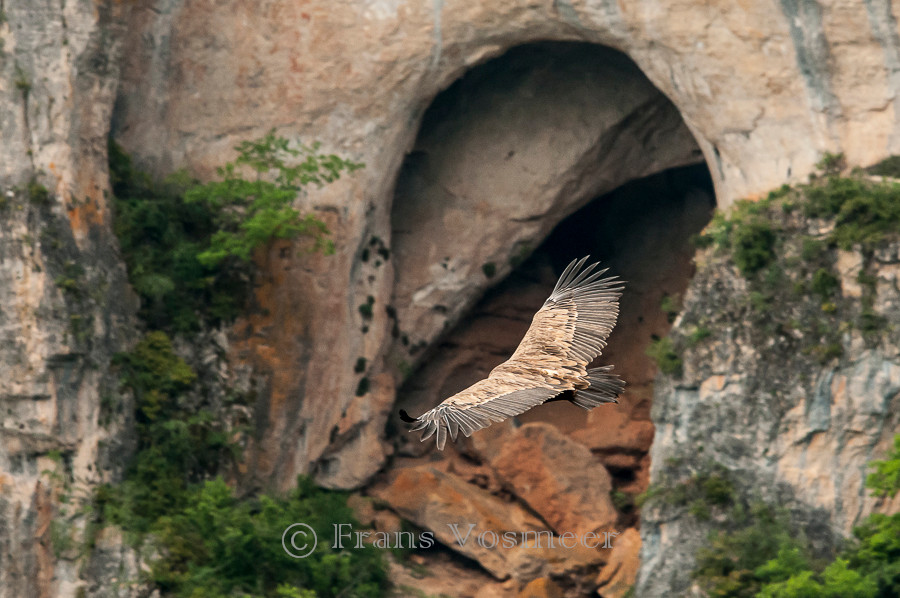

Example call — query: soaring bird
[400,256,625,450]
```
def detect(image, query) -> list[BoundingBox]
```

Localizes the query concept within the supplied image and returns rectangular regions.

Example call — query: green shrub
[867,155,900,178]
[693,504,803,598]
[661,294,682,323]
[110,133,361,332]
[816,152,847,176]
[637,466,735,513]
[691,436,900,597]
[147,477,386,598]
[686,326,713,347]
[103,333,389,596]
[102,135,385,597]
[867,435,900,498]
[27,178,50,204]
[696,198,778,277]
[105,332,230,533]
[800,237,826,262]
[811,269,840,299]
[733,219,777,276]
[646,337,682,376]
[803,176,900,251]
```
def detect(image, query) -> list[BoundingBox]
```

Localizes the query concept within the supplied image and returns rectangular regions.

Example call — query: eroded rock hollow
[3,1,900,596]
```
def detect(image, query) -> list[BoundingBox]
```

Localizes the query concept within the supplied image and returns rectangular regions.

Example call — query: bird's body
[400,256,625,449]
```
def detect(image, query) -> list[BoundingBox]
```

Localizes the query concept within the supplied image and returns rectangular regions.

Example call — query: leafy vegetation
[867,435,900,499]
[99,136,384,597]
[646,336,683,376]
[693,503,807,598]
[147,477,386,598]
[660,294,682,323]
[803,175,900,251]
[110,131,361,332]
[697,158,900,270]
[690,435,900,598]
[637,463,736,522]
[695,197,781,277]
[867,155,900,178]
[663,156,900,378]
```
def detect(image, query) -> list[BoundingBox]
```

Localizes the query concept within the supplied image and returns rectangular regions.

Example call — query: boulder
[372,465,603,583]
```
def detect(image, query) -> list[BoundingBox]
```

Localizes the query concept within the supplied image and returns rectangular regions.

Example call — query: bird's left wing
[400,376,563,450]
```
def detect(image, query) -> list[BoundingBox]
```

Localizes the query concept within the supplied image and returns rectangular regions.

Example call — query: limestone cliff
[1,0,900,597]
[636,182,900,596]
[112,0,900,495]
[0,2,137,596]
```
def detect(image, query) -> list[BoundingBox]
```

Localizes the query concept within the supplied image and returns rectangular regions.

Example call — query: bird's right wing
[404,377,563,450]
[496,256,623,374]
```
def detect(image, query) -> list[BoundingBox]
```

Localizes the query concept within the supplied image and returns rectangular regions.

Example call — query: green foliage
[611,489,633,512]
[103,135,382,597]
[54,261,85,297]
[858,308,887,337]
[114,331,197,422]
[733,219,777,276]
[867,435,900,499]
[688,171,899,362]
[148,477,386,598]
[691,437,900,598]
[811,268,839,299]
[800,237,826,262]
[803,175,900,251]
[756,555,878,598]
[28,178,50,204]
[750,512,900,598]
[867,155,900,178]
[14,64,30,93]
[694,504,805,598]
[686,326,713,347]
[805,342,843,364]
[696,198,778,276]
[481,262,496,278]
[646,336,682,376]
[103,333,387,596]
[660,294,682,323]
[104,332,233,533]
[358,296,375,319]
[110,133,360,332]
[354,357,367,374]
[816,152,846,176]
[637,465,735,514]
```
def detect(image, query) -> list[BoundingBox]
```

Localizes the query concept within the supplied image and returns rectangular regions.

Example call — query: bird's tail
[571,365,624,409]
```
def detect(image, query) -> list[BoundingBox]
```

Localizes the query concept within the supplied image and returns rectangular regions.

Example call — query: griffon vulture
[399,256,624,449]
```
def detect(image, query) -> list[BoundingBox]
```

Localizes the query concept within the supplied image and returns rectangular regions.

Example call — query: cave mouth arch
[385,42,715,575]
[388,41,710,374]
[387,39,715,469]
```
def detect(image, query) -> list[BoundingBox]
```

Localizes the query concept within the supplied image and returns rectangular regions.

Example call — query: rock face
[635,221,900,596]
[371,464,603,585]
[2,0,900,596]
[111,0,900,494]
[0,2,138,597]
[487,423,618,538]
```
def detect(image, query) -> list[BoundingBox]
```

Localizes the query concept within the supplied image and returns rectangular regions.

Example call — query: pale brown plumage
[400,256,625,450]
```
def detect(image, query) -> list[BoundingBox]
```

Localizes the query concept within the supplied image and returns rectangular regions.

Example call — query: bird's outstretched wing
[401,256,624,449]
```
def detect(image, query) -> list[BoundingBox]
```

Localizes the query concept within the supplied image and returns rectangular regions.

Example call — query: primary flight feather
[399,256,625,450]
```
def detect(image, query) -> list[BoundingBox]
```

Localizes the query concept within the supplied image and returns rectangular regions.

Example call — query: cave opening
[387,38,714,542]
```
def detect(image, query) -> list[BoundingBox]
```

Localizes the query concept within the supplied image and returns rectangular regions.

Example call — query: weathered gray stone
[636,237,900,596]
[3,0,900,595]
[0,2,138,596]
